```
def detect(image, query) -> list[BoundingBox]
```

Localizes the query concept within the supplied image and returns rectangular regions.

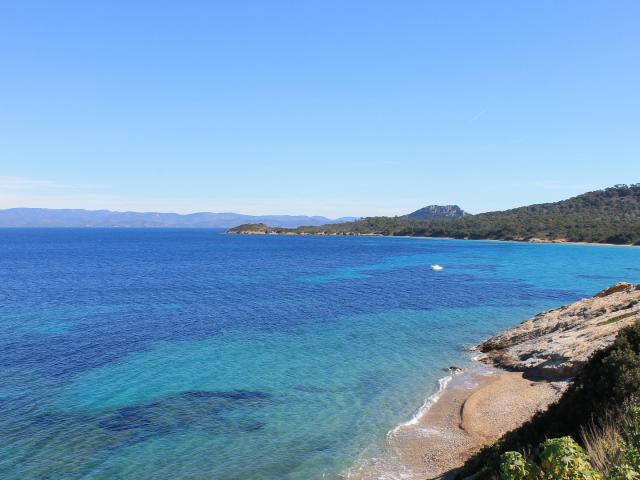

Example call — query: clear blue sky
[1,1,638,217]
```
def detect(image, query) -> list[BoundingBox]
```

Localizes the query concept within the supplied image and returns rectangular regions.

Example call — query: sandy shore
[403,235,636,247]
[346,365,566,480]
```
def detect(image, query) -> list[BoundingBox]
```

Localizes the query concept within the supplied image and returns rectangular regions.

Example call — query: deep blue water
[1,229,639,479]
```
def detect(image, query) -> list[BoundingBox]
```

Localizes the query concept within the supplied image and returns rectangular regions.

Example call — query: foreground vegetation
[499,427,640,480]
[229,185,640,245]
[456,321,640,479]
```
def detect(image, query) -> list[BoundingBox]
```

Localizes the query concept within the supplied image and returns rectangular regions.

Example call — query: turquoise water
[0,229,639,479]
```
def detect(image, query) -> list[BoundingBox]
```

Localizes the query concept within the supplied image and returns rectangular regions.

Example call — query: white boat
[430,264,444,271]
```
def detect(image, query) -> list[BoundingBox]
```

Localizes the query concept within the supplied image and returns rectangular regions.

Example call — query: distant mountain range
[0,208,358,228]
[228,184,640,245]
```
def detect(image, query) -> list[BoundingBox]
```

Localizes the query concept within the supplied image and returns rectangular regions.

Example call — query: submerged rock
[479,282,640,379]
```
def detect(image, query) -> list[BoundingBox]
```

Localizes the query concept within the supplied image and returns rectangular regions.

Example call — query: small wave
[342,457,418,480]
[470,351,486,362]
[388,369,460,438]
[342,371,462,480]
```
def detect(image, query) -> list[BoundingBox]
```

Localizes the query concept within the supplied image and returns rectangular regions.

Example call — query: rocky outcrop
[479,282,640,379]
[404,205,467,221]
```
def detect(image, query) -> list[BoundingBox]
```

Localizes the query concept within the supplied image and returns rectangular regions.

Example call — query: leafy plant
[500,451,532,480]
[608,465,640,480]
[537,437,601,479]
[499,434,640,480]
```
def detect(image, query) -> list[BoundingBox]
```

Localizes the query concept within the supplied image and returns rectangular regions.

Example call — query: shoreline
[395,235,637,248]
[346,282,640,479]
[345,363,567,480]
[228,230,638,247]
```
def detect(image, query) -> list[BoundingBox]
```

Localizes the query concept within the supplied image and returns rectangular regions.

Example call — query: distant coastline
[228,184,640,246]
[227,228,638,247]
[0,207,358,229]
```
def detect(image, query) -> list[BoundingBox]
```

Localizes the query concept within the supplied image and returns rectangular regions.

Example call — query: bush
[537,437,601,479]
[498,435,640,480]
[608,465,640,480]
[500,451,532,480]
[497,406,640,479]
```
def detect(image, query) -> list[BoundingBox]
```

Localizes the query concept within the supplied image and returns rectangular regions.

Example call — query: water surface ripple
[0,229,638,479]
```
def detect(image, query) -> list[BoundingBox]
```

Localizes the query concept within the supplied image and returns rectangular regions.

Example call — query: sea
[1,228,639,480]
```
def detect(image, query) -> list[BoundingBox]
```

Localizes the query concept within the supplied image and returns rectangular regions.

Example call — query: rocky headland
[479,282,640,379]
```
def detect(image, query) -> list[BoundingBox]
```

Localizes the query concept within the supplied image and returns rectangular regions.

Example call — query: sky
[1,1,639,217]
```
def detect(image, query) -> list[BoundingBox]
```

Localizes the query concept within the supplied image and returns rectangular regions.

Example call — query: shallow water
[0,229,639,479]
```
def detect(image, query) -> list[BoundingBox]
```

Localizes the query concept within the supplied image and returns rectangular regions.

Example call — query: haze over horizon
[1,1,639,217]
[0,185,635,219]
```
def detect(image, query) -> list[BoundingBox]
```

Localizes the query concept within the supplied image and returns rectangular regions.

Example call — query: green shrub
[497,435,640,480]
[618,406,640,472]
[500,451,532,480]
[608,465,640,480]
[537,437,601,479]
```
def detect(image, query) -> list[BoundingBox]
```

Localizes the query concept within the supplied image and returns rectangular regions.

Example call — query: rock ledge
[479,282,640,379]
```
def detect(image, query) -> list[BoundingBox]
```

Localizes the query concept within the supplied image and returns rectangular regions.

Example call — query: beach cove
[347,367,564,479]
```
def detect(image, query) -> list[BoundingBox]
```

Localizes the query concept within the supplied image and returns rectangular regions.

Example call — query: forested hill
[228,184,640,245]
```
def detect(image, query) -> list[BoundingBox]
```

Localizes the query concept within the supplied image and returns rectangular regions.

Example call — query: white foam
[342,457,418,480]
[388,370,459,438]
[471,349,492,362]
[342,363,492,480]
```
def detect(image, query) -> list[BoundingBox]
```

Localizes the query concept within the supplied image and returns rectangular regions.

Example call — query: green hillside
[228,184,640,245]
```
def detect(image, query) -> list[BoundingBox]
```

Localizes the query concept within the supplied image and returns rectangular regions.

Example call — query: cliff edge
[479,282,640,378]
